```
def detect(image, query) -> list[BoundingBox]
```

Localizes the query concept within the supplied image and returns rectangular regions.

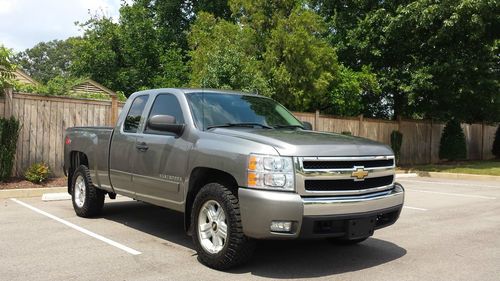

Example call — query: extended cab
[64,89,404,269]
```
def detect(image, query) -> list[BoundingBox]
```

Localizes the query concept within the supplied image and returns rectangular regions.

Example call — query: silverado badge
[351,167,369,181]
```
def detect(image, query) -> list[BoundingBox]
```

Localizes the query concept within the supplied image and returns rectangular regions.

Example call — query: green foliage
[24,162,50,184]
[390,130,403,163]
[492,125,500,159]
[439,119,467,161]
[188,12,269,94]
[313,0,500,121]
[0,117,21,181]
[0,45,16,92]
[341,131,352,136]
[13,39,79,83]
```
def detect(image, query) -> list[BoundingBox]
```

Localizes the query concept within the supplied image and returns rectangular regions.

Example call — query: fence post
[358,114,364,137]
[110,95,118,126]
[4,88,13,118]
[315,110,320,131]
[429,119,433,164]
[480,122,485,160]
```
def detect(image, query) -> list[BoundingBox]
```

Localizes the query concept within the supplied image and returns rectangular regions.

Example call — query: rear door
[132,93,190,210]
[109,95,149,197]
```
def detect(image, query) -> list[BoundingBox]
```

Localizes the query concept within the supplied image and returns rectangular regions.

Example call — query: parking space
[1,177,499,281]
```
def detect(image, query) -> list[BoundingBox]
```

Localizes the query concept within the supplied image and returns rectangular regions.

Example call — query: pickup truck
[64,88,404,269]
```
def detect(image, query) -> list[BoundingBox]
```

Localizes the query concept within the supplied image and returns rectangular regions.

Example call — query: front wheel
[192,183,255,270]
[71,165,105,217]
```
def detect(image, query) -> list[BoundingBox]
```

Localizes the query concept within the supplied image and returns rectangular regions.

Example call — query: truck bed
[65,126,115,192]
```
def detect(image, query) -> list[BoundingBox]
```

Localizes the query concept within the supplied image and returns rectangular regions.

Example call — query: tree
[71,15,124,92]
[492,125,500,159]
[13,39,79,83]
[0,46,16,91]
[262,7,339,111]
[188,12,269,94]
[439,119,467,161]
[311,0,500,121]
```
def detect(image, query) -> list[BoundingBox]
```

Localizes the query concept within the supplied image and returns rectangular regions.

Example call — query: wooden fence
[0,92,497,177]
[1,91,124,176]
[294,111,497,165]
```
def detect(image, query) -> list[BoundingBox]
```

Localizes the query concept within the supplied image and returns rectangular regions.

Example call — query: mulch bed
[0,177,67,190]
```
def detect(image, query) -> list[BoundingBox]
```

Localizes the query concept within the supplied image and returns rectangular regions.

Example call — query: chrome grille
[295,156,395,196]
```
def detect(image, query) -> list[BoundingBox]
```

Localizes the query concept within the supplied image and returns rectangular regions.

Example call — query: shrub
[24,162,50,183]
[390,130,403,163]
[341,131,352,136]
[0,116,21,181]
[492,125,500,159]
[439,119,467,161]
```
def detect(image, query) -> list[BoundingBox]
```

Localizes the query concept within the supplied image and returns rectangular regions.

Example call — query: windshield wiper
[273,124,304,130]
[207,122,273,130]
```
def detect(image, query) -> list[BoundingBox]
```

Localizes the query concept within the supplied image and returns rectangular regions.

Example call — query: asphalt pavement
[1,177,499,281]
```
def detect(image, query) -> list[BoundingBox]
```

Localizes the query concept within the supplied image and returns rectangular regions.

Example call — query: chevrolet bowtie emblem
[351,167,369,180]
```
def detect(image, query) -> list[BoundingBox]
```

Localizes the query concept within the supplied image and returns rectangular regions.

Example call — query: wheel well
[68,151,89,193]
[184,167,239,233]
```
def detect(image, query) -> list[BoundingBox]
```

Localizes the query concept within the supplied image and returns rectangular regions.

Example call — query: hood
[210,128,394,157]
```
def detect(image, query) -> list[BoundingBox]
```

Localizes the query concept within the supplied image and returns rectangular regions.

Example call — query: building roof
[13,69,40,85]
[70,79,117,97]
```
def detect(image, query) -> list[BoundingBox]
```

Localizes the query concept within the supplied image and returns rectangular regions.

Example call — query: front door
[132,93,189,210]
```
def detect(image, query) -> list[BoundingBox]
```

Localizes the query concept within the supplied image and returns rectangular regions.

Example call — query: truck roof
[131,88,261,97]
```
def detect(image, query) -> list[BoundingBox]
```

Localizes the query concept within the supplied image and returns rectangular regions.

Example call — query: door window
[124,95,148,133]
[145,94,184,134]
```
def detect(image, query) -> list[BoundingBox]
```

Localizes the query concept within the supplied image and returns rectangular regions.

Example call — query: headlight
[247,154,294,191]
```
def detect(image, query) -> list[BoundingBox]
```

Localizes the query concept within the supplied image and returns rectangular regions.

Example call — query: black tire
[71,165,105,217]
[328,237,369,245]
[192,183,256,270]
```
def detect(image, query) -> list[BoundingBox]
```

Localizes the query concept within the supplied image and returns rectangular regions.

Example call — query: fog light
[270,221,292,233]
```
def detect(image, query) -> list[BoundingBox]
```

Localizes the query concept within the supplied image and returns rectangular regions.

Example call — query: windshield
[185,92,303,130]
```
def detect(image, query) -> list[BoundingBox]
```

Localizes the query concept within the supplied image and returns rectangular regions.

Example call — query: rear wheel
[192,183,255,270]
[71,165,105,217]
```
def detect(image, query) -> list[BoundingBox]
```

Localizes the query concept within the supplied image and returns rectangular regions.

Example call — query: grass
[400,159,500,176]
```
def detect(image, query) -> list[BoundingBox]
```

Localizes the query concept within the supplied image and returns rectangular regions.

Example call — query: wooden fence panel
[9,93,116,176]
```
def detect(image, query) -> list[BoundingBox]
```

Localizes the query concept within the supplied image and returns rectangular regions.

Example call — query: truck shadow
[101,200,406,279]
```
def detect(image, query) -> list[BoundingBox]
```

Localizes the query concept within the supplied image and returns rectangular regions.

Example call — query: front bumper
[238,183,404,239]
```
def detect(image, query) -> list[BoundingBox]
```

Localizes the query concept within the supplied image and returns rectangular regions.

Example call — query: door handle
[136,142,149,151]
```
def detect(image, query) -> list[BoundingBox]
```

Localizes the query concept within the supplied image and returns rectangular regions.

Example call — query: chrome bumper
[238,183,404,239]
[303,184,404,216]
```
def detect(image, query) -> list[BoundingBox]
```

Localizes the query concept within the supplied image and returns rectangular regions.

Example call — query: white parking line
[10,198,141,255]
[399,179,500,189]
[403,206,428,211]
[406,189,496,200]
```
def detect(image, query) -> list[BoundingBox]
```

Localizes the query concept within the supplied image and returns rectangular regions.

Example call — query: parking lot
[1,177,499,281]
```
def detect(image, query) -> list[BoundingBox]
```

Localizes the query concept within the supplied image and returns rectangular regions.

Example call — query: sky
[0,0,125,52]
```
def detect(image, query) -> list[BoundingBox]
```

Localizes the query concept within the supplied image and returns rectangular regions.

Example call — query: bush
[0,116,21,181]
[24,162,50,183]
[341,131,352,136]
[390,130,403,163]
[492,125,500,159]
[439,119,467,161]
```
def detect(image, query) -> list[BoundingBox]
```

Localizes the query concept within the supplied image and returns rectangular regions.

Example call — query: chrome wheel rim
[74,175,86,208]
[197,200,227,254]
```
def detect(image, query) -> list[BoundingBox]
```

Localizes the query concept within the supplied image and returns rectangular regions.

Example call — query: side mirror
[147,115,185,136]
[302,121,313,130]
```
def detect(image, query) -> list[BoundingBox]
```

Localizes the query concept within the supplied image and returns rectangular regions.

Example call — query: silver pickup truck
[64,88,404,269]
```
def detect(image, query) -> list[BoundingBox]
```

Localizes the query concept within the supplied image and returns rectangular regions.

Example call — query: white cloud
[0,0,124,52]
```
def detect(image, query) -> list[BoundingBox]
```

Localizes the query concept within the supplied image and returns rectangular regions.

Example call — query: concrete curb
[0,187,67,199]
[395,173,419,178]
[414,171,500,182]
